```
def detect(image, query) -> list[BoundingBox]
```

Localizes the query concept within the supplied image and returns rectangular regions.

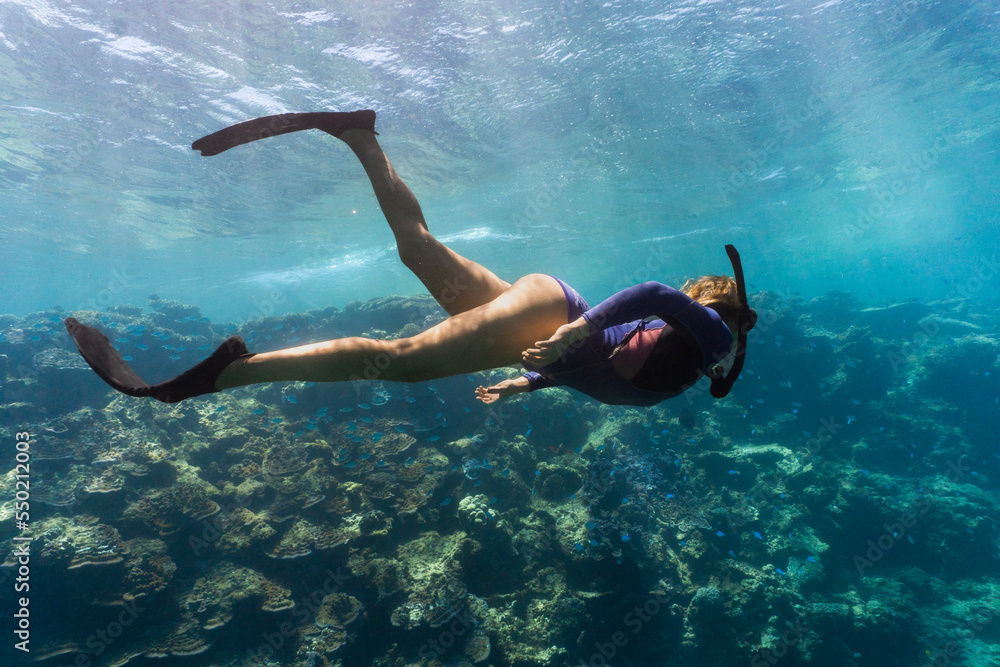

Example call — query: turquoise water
[2,0,997,319]
[2,1,999,666]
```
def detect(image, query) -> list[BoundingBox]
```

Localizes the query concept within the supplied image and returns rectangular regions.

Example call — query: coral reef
[1,292,999,667]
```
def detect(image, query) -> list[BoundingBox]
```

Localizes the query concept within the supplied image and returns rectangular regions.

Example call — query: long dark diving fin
[65,318,252,403]
[191,110,377,156]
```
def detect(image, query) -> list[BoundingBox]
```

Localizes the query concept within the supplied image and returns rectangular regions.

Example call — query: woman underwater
[65,110,757,406]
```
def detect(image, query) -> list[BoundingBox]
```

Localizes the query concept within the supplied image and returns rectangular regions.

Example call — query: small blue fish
[199,343,211,351]
[169,355,181,361]
[575,543,585,552]
[344,461,357,468]
[352,436,363,443]
[440,498,451,506]
[253,408,266,415]
[490,497,498,504]
[122,355,133,361]
[372,432,383,442]
[754,532,762,540]
[316,407,328,417]
[427,435,440,442]
[359,403,371,410]
[137,344,148,350]
[406,397,417,403]
[285,395,297,404]
[716,531,726,538]
[361,417,373,424]
[621,534,630,542]
[359,453,371,460]
[270,418,283,424]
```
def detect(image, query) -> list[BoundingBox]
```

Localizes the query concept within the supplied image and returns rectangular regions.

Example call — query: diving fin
[192,110,377,156]
[65,318,252,403]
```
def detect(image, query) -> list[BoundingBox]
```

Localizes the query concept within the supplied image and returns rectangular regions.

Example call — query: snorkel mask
[710,244,757,398]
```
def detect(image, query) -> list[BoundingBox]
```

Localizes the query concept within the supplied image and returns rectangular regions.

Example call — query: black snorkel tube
[710,244,757,399]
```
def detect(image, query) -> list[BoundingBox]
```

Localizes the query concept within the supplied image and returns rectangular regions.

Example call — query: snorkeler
[65,110,756,405]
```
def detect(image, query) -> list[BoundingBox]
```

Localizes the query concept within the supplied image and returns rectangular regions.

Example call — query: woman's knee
[395,227,434,270]
[377,337,437,383]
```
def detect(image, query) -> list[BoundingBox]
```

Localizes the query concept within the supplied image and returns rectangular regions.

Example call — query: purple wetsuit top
[521,280,734,406]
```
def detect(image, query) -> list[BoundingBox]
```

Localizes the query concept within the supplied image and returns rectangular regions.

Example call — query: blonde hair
[681,275,740,321]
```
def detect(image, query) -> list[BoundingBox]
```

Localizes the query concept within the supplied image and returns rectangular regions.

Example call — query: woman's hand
[521,317,591,367]
[475,377,529,404]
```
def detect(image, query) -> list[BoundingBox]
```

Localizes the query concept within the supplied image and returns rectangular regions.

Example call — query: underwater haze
[2,1,1000,666]
[0,0,996,318]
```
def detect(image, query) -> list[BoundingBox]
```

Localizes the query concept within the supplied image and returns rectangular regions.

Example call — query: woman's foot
[192,111,377,156]
[65,318,253,403]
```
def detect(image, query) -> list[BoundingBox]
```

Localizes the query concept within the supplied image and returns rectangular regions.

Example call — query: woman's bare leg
[337,129,511,315]
[216,274,567,389]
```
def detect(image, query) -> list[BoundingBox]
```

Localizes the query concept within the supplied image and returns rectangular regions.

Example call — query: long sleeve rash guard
[520,282,733,405]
